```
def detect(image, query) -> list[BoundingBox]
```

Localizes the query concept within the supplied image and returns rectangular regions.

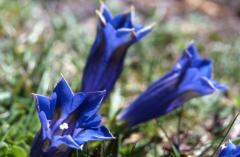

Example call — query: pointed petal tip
[148,23,156,29]
[59,73,69,82]
[130,6,135,23]
[100,89,107,96]
[99,0,106,11]
[100,125,115,139]
[96,10,106,26]
[137,23,154,32]
[32,93,46,101]
[99,89,107,93]
[60,73,64,78]
[186,40,197,50]
[32,93,45,97]
[106,131,115,140]
[130,5,135,13]
[56,75,73,90]
[188,40,195,45]
[92,90,107,97]
[184,40,201,60]
[32,93,37,97]
[144,23,155,33]
[219,84,229,92]
[89,90,107,96]
[132,24,153,42]
[80,144,84,150]
[58,74,68,85]
[95,90,106,102]
[212,80,228,92]
[58,77,66,84]
[98,2,113,23]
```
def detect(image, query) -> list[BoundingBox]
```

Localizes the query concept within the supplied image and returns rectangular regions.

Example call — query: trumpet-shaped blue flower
[218,141,240,157]
[30,77,113,157]
[81,3,153,97]
[119,41,227,126]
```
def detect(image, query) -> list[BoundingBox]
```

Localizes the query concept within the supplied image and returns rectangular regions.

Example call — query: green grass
[0,0,239,156]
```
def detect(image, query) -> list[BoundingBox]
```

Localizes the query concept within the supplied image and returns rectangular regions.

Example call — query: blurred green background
[0,0,239,156]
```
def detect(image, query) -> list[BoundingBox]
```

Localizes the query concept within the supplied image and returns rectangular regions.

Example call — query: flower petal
[53,76,74,117]
[186,41,201,60]
[100,3,113,24]
[174,41,201,70]
[112,11,134,29]
[134,24,153,42]
[51,126,113,150]
[119,71,180,126]
[76,91,105,128]
[66,93,86,115]
[195,59,213,78]
[212,80,228,92]
[78,113,102,129]
[81,3,152,98]
[52,135,81,149]
[178,68,216,95]
[119,41,227,126]
[34,94,51,119]
[73,126,114,145]
[38,111,51,140]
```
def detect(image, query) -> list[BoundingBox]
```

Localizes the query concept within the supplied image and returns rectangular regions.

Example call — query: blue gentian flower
[81,3,153,97]
[219,141,240,157]
[30,77,114,157]
[119,41,227,126]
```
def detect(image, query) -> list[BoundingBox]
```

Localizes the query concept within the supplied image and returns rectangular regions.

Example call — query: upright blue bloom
[119,41,227,126]
[81,3,153,97]
[30,77,113,157]
[218,141,240,157]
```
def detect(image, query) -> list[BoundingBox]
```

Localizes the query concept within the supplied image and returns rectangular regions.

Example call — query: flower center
[59,122,69,130]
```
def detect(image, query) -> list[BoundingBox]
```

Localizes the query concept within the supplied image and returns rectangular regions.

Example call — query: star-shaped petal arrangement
[81,3,153,98]
[119,41,228,126]
[30,76,114,157]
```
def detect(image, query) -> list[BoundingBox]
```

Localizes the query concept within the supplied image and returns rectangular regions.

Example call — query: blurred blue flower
[30,77,113,157]
[119,41,227,126]
[81,3,153,97]
[219,141,240,157]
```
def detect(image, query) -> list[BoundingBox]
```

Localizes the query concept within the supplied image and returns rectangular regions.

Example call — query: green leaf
[236,95,240,108]
[8,146,27,157]
[171,145,181,157]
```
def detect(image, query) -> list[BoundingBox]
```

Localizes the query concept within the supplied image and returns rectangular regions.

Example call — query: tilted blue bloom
[30,77,114,157]
[218,141,240,157]
[119,41,227,126]
[81,3,153,97]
